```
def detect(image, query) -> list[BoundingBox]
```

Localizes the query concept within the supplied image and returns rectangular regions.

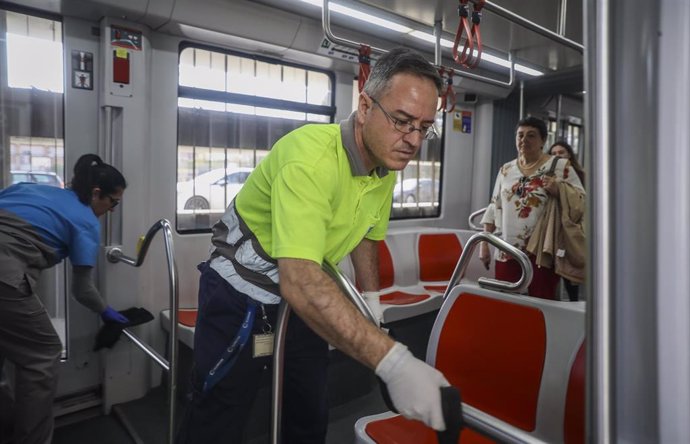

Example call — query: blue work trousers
[176,263,329,444]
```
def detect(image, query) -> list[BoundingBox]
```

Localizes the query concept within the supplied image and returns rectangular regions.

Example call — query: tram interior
[0,0,588,442]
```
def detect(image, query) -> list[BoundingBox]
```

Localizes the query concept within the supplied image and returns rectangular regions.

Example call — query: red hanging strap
[467,0,485,68]
[357,45,372,93]
[452,0,474,66]
[437,68,456,113]
[444,70,456,112]
[438,67,447,112]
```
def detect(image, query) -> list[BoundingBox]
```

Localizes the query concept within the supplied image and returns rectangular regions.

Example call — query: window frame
[175,43,336,234]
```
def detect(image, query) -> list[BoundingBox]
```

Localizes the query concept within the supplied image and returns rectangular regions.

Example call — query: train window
[177,46,335,232]
[548,119,583,156]
[0,8,67,357]
[5,11,63,92]
[390,126,443,219]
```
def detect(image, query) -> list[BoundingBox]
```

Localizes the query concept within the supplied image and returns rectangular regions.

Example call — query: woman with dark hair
[478,117,585,300]
[549,140,585,301]
[0,154,128,444]
[549,140,585,185]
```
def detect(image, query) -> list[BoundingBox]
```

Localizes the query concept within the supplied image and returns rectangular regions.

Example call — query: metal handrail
[472,0,584,53]
[270,261,375,444]
[443,232,533,296]
[468,207,487,231]
[321,0,515,89]
[267,236,531,444]
[270,300,289,444]
[468,207,501,234]
[105,219,179,444]
[321,257,538,442]
[322,260,378,325]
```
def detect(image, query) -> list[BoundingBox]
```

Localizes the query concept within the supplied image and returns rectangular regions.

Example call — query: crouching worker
[0,154,129,444]
[177,47,449,444]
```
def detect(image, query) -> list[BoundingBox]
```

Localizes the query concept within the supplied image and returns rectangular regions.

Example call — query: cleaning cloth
[94,307,154,351]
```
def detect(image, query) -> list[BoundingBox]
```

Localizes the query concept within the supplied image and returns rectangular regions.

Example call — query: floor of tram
[52,350,389,444]
[53,311,435,444]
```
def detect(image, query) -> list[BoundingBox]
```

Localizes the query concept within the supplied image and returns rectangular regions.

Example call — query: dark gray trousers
[0,282,62,444]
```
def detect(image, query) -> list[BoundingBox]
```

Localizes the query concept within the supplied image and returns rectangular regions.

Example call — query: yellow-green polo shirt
[235,113,395,266]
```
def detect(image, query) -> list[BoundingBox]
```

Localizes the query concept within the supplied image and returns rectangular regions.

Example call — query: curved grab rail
[270,254,539,443]
[468,207,501,234]
[322,257,536,443]
[443,232,532,297]
[322,260,378,325]
[105,219,178,444]
[270,261,376,444]
[106,219,173,267]
[468,207,486,231]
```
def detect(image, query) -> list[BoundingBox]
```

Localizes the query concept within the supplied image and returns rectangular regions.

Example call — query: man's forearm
[278,258,393,369]
[350,238,379,291]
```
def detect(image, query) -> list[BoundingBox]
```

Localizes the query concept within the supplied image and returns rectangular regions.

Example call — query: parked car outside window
[177,167,254,211]
[392,178,439,204]
[11,171,64,188]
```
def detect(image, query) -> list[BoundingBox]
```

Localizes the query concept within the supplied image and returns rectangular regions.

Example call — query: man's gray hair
[362,47,443,99]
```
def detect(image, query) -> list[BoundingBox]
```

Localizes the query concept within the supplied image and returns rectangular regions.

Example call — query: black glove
[94,307,154,351]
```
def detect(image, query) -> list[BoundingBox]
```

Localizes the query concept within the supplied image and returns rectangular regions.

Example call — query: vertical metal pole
[270,301,290,444]
[103,106,113,246]
[105,220,179,444]
[556,94,563,139]
[585,0,614,441]
[558,0,568,35]
[434,20,443,66]
[163,222,179,444]
[657,0,690,441]
[519,80,525,120]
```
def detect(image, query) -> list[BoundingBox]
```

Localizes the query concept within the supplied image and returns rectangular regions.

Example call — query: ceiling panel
[361,0,583,71]
[254,0,583,72]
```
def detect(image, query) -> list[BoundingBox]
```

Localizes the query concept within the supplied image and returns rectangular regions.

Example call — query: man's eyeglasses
[106,195,120,209]
[371,98,439,140]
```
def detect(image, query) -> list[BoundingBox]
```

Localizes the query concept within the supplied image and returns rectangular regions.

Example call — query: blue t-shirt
[0,183,100,267]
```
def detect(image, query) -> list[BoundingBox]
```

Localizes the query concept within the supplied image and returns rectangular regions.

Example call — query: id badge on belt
[253,303,274,358]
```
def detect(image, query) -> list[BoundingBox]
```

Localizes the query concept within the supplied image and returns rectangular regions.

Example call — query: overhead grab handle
[321,0,514,89]
[357,44,372,94]
[452,0,474,66]
[466,0,486,68]
[442,232,533,298]
[438,67,457,113]
[453,0,485,68]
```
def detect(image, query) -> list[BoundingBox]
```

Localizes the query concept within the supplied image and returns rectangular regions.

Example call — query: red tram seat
[354,285,586,444]
[564,342,586,444]
[378,239,395,289]
[160,308,198,349]
[418,232,463,294]
[375,238,437,323]
[370,231,467,323]
[177,308,198,327]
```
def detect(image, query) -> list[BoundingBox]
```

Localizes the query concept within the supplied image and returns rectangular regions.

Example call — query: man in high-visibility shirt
[178,47,448,444]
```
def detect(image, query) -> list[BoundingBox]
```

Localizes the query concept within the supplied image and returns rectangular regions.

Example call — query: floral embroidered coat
[480,156,585,262]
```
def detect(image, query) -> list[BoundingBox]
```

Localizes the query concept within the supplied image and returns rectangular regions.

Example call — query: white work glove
[375,342,450,431]
[363,291,383,326]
